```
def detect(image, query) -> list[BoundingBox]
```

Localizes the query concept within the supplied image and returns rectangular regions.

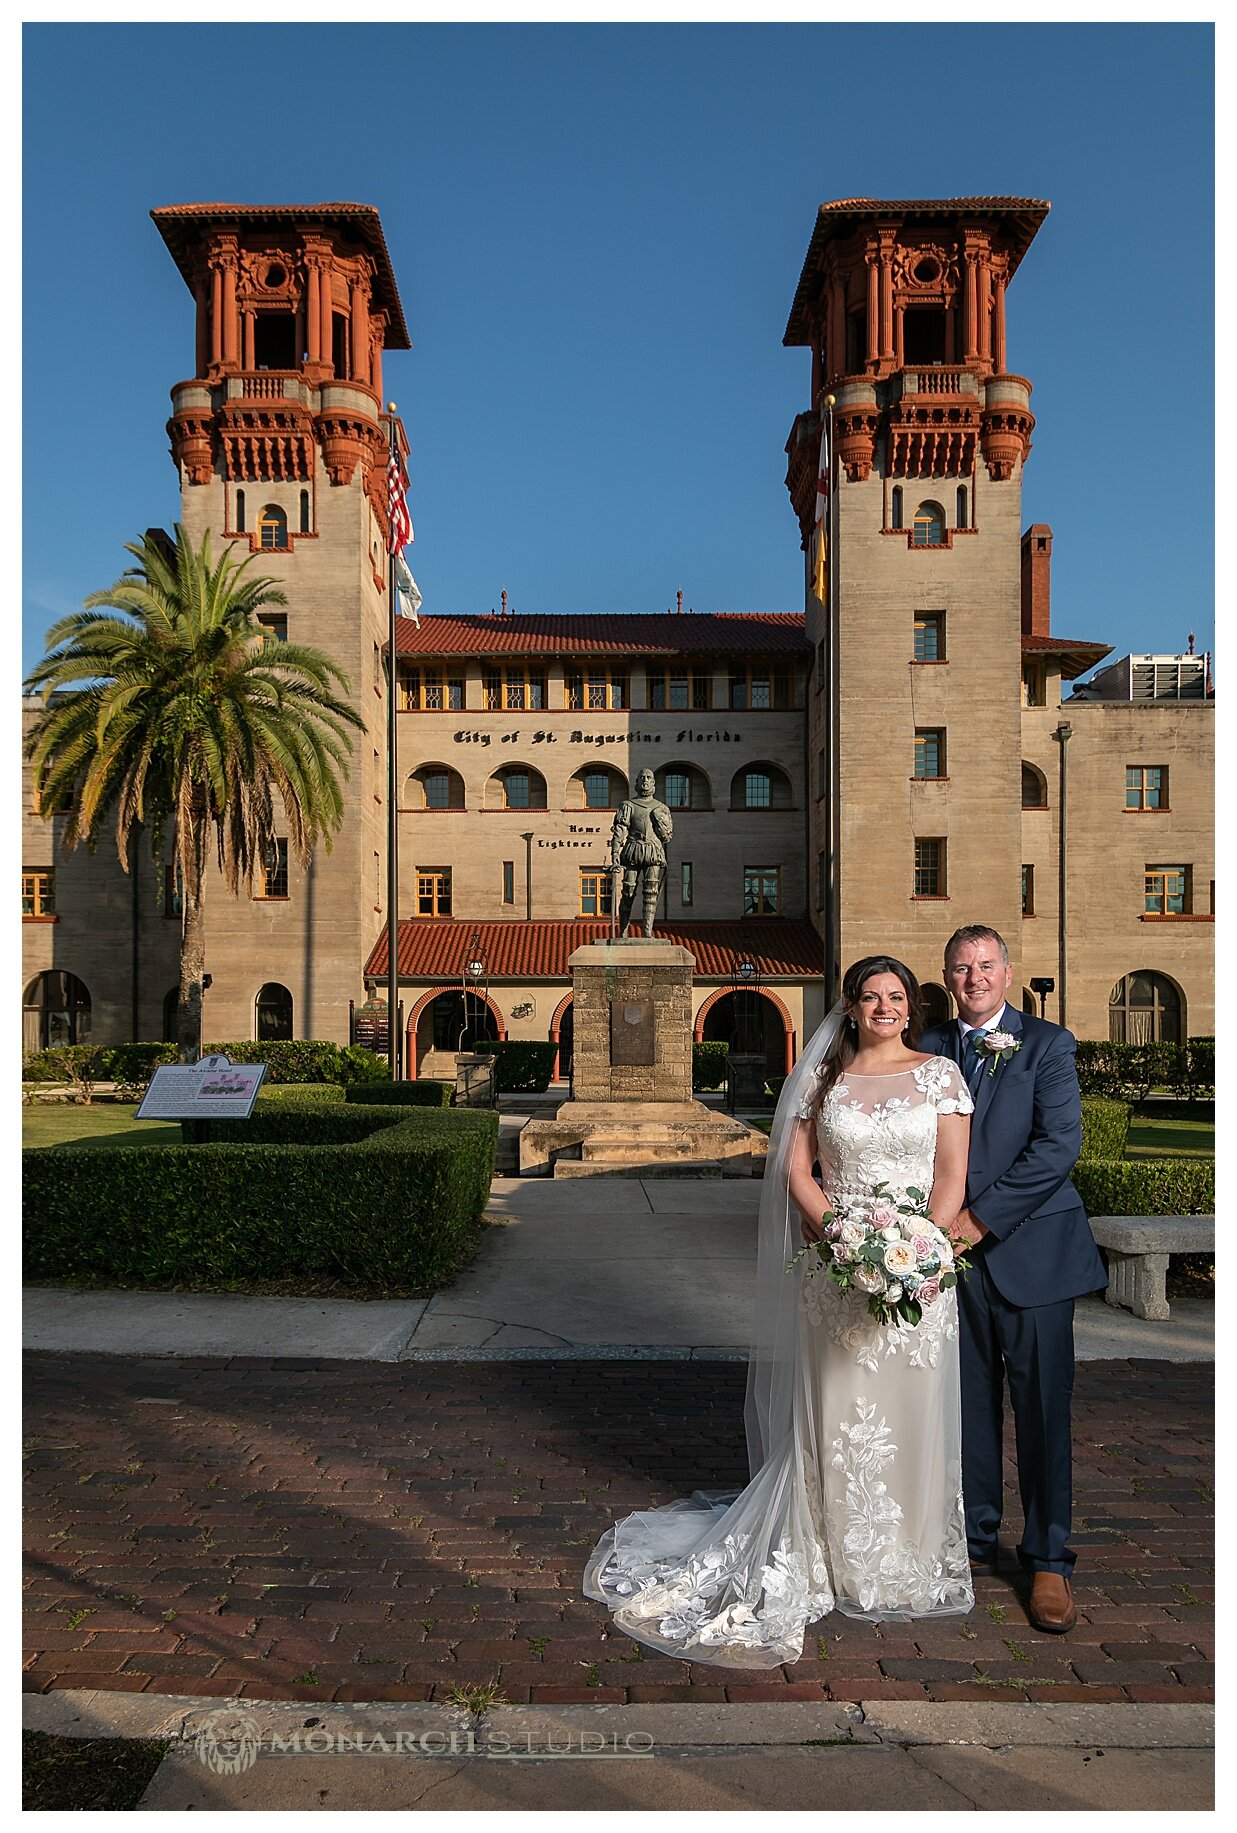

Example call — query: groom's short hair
[944,925,1010,967]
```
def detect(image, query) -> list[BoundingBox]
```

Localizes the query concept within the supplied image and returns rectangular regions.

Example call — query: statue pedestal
[518,940,764,1177]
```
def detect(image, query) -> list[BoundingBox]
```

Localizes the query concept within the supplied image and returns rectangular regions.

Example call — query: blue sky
[22,21,1214,678]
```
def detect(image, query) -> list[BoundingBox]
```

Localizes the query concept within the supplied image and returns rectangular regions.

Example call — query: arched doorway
[920,982,952,1029]
[1109,972,1184,1046]
[23,971,91,1052]
[412,989,501,1077]
[256,982,294,1041]
[698,989,793,1081]
[550,995,574,1083]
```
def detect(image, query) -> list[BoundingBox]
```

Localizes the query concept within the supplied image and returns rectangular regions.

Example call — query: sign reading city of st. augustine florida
[136,1055,267,1122]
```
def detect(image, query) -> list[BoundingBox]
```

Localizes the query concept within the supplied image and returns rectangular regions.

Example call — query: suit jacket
[919,1008,1106,1308]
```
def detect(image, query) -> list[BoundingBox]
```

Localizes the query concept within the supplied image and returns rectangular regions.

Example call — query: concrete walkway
[22,1176,1214,1363]
[24,1692,1214,1811]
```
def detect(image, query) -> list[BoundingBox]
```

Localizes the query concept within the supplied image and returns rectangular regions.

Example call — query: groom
[921,925,1106,1635]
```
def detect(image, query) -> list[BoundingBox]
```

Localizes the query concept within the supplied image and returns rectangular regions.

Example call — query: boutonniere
[974,1030,1021,1076]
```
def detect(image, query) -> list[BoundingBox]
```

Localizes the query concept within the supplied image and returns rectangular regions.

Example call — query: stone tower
[152,203,411,1043]
[784,197,1048,1013]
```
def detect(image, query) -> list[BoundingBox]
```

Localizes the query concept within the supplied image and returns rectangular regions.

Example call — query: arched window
[570,765,627,810]
[912,502,946,547]
[491,765,547,811]
[235,489,246,533]
[730,763,793,810]
[1109,972,1183,1046]
[1021,762,1049,809]
[956,485,968,530]
[920,982,952,1028]
[299,489,310,535]
[656,763,712,810]
[256,982,294,1042]
[410,764,465,810]
[258,505,289,551]
[23,970,91,1052]
[891,486,903,531]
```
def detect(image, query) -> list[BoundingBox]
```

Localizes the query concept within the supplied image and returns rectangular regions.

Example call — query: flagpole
[821,392,839,1007]
[386,406,401,1080]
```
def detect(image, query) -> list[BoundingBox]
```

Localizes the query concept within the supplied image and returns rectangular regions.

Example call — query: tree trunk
[176,814,208,1064]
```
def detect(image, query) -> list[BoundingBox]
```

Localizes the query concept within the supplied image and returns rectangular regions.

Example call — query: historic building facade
[21,197,1213,1069]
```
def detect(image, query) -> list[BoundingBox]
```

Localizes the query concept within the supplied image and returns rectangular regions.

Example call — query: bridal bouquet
[788,1182,969,1327]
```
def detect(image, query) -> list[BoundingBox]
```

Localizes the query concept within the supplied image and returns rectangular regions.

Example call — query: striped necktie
[962,1029,986,1097]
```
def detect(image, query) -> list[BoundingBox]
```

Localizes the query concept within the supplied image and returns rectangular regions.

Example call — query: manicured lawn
[22,1103,182,1151]
[1125,1113,1214,1160]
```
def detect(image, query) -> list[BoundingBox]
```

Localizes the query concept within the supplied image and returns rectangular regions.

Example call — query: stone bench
[1088,1215,1215,1321]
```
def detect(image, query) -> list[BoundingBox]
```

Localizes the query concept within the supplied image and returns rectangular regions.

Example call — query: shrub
[24,1046,105,1104]
[255,1083,346,1109]
[22,1049,70,1085]
[1080,1097,1131,1161]
[1174,1036,1215,1103]
[1073,1157,1214,1218]
[344,1080,455,1107]
[693,1041,729,1090]
[1074,1040,1181,1104]
[484,1040,556,1093]
[202,1040,361,1085]
[337,1045,392,1085]
[23,1105,499,1290]
[101,1042,180,1100]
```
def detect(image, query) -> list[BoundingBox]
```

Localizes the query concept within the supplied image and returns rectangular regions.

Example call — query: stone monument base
[518,1098,765,1178]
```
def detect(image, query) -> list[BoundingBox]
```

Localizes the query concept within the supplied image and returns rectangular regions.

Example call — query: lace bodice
[796,1055,973,1206]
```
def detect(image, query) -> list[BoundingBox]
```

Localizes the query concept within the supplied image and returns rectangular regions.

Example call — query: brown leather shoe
[1028,1572,1077,1634]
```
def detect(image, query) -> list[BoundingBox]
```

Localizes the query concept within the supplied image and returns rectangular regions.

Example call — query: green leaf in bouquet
[940,1270,957,1288]
[905,1187,925,1205]
[903,1300,922,1326]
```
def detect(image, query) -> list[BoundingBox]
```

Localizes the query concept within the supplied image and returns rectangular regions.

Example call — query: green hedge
[481,1040,556,1093]
[1075,1038,1214,1105]
[24,1105,498,1290]
[255,1083,346,1109]
[344,1079,455,1108]
[1073,1156,1214,1218]
[1080,1096,1131,1161]
[201,1041,390,1085]
[693,1041,729,1090]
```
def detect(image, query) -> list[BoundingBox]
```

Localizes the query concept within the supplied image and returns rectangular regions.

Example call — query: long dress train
[583,1054,975,1668]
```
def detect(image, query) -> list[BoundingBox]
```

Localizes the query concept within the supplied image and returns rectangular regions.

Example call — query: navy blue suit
[920,1007,1106,1575]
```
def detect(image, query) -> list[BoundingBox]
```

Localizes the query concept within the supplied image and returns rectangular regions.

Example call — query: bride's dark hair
[811,955,925,1114]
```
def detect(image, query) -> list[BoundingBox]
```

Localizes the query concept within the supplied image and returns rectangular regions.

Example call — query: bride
[584,955,976,1667]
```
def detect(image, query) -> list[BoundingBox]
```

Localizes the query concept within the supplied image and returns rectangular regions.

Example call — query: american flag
[387,448,413,555]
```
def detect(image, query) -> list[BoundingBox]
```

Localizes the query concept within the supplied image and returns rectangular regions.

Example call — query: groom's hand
[951,1206,989,1248]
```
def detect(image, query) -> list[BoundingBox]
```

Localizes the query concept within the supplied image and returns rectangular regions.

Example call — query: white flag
[395,552,422,626]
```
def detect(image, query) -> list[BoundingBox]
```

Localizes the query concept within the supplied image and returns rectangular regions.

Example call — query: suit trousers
[958,1252,1077,1574]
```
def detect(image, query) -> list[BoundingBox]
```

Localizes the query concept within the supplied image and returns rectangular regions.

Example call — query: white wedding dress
[584,1055,975,1667]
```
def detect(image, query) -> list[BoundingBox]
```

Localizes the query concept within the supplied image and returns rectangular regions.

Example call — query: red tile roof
[389,612,809,659]
[365,919,824,982]
[1021,631,1111,681]
[151,202,410,349]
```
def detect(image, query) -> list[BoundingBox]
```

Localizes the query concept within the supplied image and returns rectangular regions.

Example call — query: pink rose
[917,1277,942,1306]
[868,1200,901,1229]
[825,1218,844,1241]
[911,1234,934,1262]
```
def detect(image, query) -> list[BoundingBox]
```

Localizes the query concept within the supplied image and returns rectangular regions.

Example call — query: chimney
[1020,524,1052,636]
[677,589,683,615]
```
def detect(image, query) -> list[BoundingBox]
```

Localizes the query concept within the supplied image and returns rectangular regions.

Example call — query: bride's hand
[801,1210,826,1246]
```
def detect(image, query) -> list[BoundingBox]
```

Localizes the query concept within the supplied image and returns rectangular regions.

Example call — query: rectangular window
[1126,765,1167,810]
[483,670,503,711]
[648,666,710,711]
[680,861,693,907]
[914,838,946,898]
[416,867,452,916]
[582,770,613,809]
[422,770,452,809]
[163,864,183,919]
[503,770,531,809]
[1021,863,1035,916]
[22,870,54,916]
[730,663,791,711]
[258,839,289,899]
[257,613,288,643]
[1021,661,1046,706]
[579,869,614,917]
[565,669,626,710]
[913,612,945,661]
[744,771,772,809]
[743,866,781,915]
[1144,865,1189,915]
[914,729,946,779]
[502,860,515,905]
[664,771,691,809]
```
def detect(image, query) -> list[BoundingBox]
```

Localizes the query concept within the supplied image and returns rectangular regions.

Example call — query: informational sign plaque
[136,1055,267,1122]
[610,998,655,1067]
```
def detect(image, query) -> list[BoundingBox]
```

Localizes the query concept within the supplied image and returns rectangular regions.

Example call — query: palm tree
[24,524,366,1060]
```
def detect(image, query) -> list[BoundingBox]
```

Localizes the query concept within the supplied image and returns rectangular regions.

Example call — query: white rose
[937,1237,955,1267]
[882,1240,917,1278]
[880,1226,900,1243]
[884,1281,904,1305]
[839,1221,865,1248]
[853,1264,885,1294]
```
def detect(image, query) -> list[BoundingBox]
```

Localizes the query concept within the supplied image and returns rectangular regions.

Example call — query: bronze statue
[610,768,673,937]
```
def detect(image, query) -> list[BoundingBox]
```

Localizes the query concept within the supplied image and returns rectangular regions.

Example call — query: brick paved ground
[23,1354,1212,1706]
